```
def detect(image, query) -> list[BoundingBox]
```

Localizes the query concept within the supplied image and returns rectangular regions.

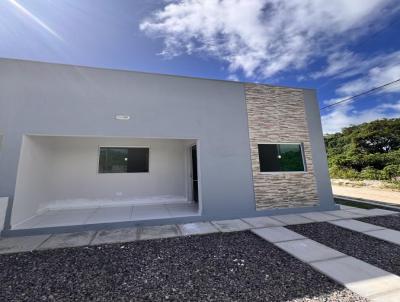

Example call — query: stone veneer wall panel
[245,84,319,210]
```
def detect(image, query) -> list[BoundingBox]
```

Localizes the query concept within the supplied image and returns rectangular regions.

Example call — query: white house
[0,58,336,235]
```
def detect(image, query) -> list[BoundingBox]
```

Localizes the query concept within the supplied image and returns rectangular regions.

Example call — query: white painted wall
[0,135,7,231]
[12,136,195,226]
[0,197,8,231]
[12,136,55,225]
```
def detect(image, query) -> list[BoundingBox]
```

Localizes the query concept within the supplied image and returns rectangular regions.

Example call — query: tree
[324,118,400,180]
[351,119,400,153]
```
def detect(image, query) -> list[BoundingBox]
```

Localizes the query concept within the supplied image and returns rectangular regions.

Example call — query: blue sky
[1,0,400,134]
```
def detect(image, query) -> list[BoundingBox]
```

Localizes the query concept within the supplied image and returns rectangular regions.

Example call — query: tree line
[324,118,400,181]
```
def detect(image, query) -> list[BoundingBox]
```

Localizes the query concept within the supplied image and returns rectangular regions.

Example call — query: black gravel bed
[287,222,400,275]
[0,231,366,302]
[357,214,400,231]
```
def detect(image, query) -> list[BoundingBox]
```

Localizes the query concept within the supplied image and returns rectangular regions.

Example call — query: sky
[1,0,400,134]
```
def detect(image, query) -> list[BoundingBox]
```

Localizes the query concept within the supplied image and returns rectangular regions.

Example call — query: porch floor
[13,202,199,230]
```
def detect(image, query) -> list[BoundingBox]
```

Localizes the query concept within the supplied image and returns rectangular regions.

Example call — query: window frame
[97,146,150,174]
[257,142,307,174]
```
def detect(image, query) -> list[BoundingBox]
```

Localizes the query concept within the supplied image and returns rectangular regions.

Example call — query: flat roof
[0,56,315,91]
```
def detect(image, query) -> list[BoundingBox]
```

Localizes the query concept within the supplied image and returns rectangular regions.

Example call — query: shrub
[329,165,360,180]
[359,167,386,180]
[383,164,400,180]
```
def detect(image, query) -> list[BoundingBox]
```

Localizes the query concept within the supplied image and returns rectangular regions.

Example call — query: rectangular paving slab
[275,238,345,263]
[364,229,400,245]
[330,219,385,233]
[271,214,314,225]
[211,219,251,232]
[241,216,284,228]
[370,289,400,302]
[325,210,364,219]
[345,208,377,216]
[91,227,138,245]
[340,205,358,210]
[367,209,398,216]
[139,224,180,240]
[311,256,400,298]
[38,231,95,250]
[178,222,219,236]
[358,215,400,232]
[0,235,50,254]
[300,212,340,222]
[252,227,305,243]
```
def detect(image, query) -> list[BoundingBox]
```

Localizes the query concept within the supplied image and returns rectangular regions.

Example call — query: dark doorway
[191,145,198,203]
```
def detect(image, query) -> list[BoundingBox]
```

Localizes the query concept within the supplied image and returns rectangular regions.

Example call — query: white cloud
[321,100,400,134]
[227,74,239,81]
[322,96,351,106]
[140,0,396,78]
[311,49,400,96]
[311,51,360,79]
[336,58,400,95]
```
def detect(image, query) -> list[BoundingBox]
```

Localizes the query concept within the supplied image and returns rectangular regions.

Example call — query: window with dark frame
[99,147,149,173]
[258,143,305,172]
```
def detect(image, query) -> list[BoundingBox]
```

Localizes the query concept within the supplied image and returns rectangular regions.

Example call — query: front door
[191,145,198,202]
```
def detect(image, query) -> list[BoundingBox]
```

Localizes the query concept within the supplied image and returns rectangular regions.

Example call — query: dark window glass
[99,147,149,173]
[258,144,305,172]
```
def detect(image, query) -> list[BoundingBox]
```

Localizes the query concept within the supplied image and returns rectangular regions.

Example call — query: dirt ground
[332,184,400,205]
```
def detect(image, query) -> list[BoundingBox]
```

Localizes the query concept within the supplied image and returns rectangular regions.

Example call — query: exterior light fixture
[115,115,130,120]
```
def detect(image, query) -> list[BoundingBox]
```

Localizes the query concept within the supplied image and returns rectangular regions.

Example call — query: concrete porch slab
[211,219,251,232]
[139,224,180,240]
[85,207,132,224]
[0,235,50,254]
[241,216,284,228]
[131,205,170,221]
[275,238,345,263]
[311,256,400,298]
[299,212,340,222]
[364,229,400,245]
[272,214,314,225]
[251,227,305,243]
[37,231,95,250]
[178,222,219,236]
[91,227,138,245]
[330,219,385,233]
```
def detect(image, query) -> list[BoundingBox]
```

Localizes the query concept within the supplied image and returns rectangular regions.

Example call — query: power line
[320,78,400,110]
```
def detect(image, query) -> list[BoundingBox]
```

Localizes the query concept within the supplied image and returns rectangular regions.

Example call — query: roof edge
[0,56,316,91]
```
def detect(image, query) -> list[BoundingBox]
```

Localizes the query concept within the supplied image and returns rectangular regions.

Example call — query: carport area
[11,135,200,230]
